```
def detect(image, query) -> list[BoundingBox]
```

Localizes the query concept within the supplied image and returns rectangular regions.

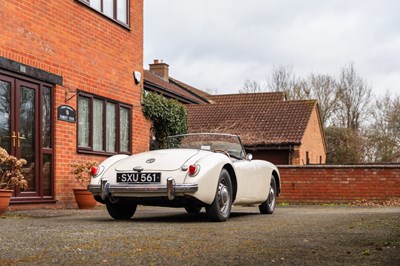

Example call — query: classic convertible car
[88,133,280,222]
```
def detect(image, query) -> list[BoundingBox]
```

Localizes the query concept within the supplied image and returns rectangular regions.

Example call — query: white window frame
[77,0,129,27]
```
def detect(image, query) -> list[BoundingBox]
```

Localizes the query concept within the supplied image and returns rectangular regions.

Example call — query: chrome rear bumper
[87,177,198,201]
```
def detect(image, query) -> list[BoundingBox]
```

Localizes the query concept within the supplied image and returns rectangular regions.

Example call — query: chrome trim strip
[88,181,198,196]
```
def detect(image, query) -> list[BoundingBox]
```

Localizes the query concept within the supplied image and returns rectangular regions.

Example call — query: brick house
[0,0,149,208]
[144,61,326,165]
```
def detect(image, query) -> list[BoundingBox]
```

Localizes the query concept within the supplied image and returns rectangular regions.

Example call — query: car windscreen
[168,133,245,159]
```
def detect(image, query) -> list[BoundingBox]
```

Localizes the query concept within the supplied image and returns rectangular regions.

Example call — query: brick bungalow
[187,96,326,165]
[145,60,326,165]
[0,0,149,208]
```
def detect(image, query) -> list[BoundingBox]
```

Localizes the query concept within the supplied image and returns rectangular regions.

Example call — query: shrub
[0,147,28,190]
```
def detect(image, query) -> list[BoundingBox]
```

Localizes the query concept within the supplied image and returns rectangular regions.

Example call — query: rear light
[188,164,200,176]
[91,166,99,176]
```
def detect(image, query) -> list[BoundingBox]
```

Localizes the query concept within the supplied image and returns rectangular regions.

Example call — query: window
[78,92,132,155]
[306,151,310,165]
[78,0,129,26]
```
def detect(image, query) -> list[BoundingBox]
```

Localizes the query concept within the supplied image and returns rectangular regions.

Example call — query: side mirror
[245,153,253,161]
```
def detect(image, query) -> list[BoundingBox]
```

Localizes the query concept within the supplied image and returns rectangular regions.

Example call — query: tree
[267,66,339,127]
[307,73,339,127]
[238,63,397,164]
[334,63,372,131]
[266,65,299,99]
[366,93,400,162]
[325,127,364,164]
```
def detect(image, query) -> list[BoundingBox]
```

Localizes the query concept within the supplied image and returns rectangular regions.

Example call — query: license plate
[116,172,161,183]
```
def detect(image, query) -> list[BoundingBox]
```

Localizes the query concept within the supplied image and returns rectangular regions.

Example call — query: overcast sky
[144,0,400,98]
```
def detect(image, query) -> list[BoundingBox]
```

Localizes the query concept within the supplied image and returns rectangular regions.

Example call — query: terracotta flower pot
[0,189,13,215]
[73,188,97,209]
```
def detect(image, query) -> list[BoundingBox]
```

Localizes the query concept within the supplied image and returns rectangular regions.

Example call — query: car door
[233,159,263,204]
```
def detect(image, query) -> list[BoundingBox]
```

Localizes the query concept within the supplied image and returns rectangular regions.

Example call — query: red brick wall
[299,105,326,165]
[1,0,150,208]
[278,165,400,203]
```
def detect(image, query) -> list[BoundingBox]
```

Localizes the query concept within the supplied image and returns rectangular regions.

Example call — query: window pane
[103,0,113,18]
[93,99,104,151]
[78,96,90,147]
[120,106,129,152]
[42,87,51,148]
[90,0,101,11]
[106,102,116,152]
[117,0,127,23]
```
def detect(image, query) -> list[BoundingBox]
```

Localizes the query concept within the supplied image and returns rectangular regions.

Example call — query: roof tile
[210,92,286,104]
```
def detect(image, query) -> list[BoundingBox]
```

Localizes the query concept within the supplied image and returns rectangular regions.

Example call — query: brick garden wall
[278,165,400,204]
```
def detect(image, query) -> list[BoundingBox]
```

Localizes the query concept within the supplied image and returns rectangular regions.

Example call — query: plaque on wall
[57,105,76,123]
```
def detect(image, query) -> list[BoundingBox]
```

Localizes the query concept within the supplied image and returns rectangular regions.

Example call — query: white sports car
[88,133,280,222]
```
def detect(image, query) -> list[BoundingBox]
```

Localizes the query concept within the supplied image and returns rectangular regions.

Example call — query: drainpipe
[289,144,293,165]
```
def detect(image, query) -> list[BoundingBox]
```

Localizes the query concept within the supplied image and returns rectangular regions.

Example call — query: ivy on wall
[142,92,188,149]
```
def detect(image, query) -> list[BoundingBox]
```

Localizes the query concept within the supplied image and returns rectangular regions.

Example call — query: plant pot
[0,189,13,215]
[73,188,97,209]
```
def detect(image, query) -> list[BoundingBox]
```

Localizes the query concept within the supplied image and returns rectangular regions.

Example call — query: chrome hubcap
[217,183,230,213]
[268,186,276,209]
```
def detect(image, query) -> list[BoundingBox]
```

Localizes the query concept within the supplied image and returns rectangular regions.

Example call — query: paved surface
[0,205,399,265]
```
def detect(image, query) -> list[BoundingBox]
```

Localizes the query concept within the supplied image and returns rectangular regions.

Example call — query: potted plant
[71,161,98,209]
[0,147,28,215]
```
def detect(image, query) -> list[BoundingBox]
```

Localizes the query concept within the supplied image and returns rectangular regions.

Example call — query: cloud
[144,0,400,96]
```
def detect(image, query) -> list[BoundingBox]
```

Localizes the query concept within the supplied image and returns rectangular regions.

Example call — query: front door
[0,73,53,202]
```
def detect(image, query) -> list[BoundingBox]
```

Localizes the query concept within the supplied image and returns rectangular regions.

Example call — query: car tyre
[184,205,202,214]
[259,176,277,214]
[206,169,233,222]
[106,202,137,220]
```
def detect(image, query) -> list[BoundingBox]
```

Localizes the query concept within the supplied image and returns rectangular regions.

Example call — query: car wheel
[259,176,277,214]
[184,205,202,214]
[106,202,137,220]
[206,169,233,222]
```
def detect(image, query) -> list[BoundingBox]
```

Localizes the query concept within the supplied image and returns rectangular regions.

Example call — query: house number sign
[57,105,76,123]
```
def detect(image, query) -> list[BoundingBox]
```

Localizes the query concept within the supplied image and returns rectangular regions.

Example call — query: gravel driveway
[0,205,399,265]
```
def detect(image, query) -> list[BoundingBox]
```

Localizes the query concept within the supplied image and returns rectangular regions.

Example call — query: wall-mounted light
[133,71,141,84]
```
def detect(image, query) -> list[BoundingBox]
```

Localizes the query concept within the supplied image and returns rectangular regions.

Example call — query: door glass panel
[42,86,51,148]
[19,86,36,191]
[106,102,116,152]
[43,154,52,196]
[0,81,11,153]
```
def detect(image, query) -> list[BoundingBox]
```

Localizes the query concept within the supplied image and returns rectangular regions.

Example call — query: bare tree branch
[239,79,263,93]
